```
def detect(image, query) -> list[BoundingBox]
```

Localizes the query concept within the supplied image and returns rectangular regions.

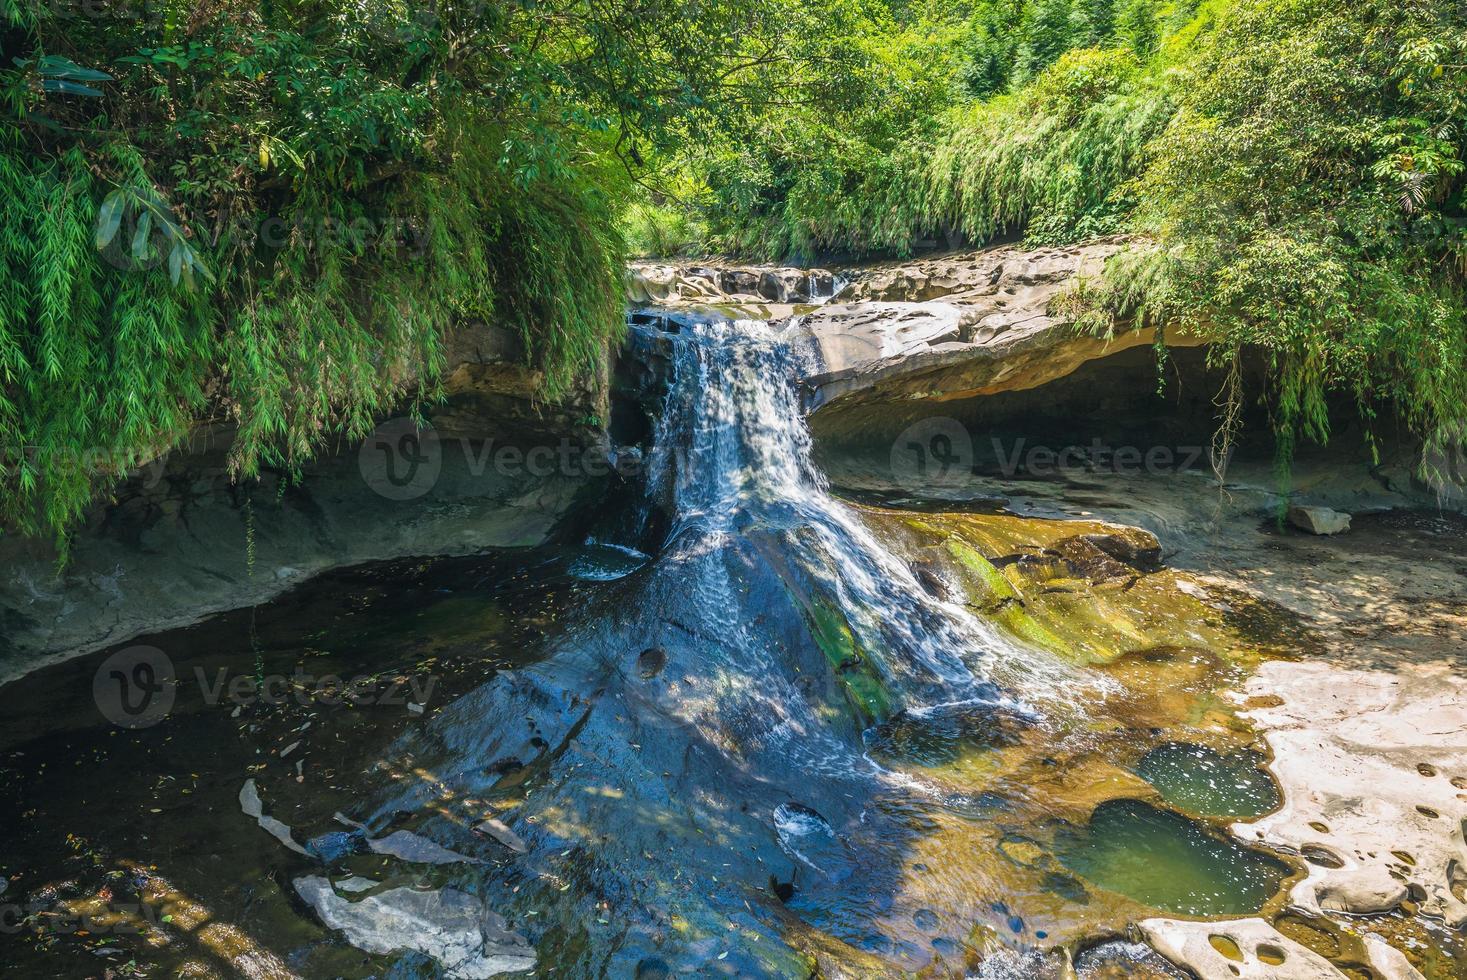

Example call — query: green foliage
[690,42,1169,259]
[0,141,215,539]
[657,0,1467,483]
[1117,0,1160,57]
[692,3,980,259]
[1020,0,1084,79]
[1086,0,1467,475]
[2,0,824,541]
[924,47,1170,247]
[8,0,1467,536]
[623,200,710,259]
[677,0,1176,260]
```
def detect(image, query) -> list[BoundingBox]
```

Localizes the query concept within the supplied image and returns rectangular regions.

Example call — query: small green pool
[1137,742,1281,819]
[1056,799,1290,916]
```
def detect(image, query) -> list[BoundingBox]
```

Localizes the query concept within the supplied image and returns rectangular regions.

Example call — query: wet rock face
[0,317,616,680]
[351,534,880,977]
[434,321,608,442]
[293,876,536,978]
[0,428,602,681]
[625,239,1209,422]
[626,262,837,305]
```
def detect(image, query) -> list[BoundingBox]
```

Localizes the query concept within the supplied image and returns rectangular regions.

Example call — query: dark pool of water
[0,546,592,977]
[1136,742,1281,820]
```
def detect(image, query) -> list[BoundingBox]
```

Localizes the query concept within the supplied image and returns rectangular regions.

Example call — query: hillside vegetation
[0,0,845,541]
[3,0,1465,541]
[631,0,1467,476]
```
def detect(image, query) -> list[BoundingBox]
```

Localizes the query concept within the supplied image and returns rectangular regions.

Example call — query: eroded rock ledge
[793,240,1167,413]
[626,261,837,307]
[1233,660,1467,928]
[630,239,1203,415]
[0,321,613,681]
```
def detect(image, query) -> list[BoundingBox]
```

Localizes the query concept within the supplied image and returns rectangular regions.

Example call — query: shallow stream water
[0,311,1449,977]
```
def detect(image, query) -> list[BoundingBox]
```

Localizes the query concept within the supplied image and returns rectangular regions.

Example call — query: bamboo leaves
[13,55,112,97]
[93,184,213,286]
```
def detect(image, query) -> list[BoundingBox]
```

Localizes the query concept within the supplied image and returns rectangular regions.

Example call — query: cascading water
[3,272,1449,979]
[347,307,1091,976]
[647,311,1078,711]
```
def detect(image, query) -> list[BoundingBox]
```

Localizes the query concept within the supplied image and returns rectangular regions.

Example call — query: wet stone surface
[0,307,1464,978]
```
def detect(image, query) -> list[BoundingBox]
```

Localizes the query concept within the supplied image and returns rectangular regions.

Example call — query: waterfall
[355,306,1090,976]
[645,310,1077,714]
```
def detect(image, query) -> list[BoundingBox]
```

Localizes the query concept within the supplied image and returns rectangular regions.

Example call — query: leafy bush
[1087,0,1467,472]
[0,0,819,541]
[922,47,1170,247]
[676,0,1467,479]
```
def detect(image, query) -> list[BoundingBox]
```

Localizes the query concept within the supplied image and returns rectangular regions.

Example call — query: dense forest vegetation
[0,0,843,540]
[633,0,1467,486]
[2,0,1466,541]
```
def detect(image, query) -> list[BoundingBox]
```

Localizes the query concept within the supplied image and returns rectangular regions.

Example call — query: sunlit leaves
[5,0,714,540]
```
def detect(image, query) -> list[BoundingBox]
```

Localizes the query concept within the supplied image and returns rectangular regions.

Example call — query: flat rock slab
[786,240,1207,412]
[1234,660,1467,927]
[1141,917,1345,979]
[294,876,535,978]
[1139,917,1422,980]
[791,301,972,391]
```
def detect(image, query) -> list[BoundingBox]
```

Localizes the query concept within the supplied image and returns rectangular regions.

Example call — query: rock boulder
[788,239,1206,412]
[1286,504,1352,535]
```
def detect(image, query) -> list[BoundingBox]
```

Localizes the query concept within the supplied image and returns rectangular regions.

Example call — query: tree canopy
[4,0,1467,540]
[0,0,851,541]
[628,0,1467,486]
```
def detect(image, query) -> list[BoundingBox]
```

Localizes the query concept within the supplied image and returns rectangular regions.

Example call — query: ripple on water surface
[1136,742,1281,819]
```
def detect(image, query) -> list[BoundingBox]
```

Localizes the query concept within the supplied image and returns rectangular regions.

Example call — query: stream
[1,308,1447,977]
